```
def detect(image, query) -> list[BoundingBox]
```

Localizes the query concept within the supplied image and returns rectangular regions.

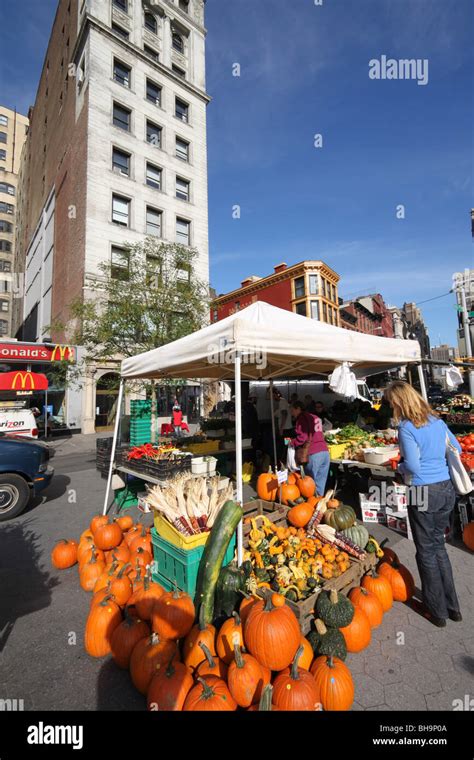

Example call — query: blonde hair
[384,381,436,428]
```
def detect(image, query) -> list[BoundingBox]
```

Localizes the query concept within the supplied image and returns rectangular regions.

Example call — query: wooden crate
[242,499,288,538]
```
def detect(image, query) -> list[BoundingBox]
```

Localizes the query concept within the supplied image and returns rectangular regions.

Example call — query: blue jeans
[407,480,459,619]
[305,451,330,497]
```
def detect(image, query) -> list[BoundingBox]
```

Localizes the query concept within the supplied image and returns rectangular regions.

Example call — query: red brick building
[211,261,341,327]
[339,294,394,337]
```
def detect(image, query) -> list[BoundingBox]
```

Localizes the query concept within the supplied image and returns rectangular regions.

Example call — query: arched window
[144,11,157,34]
[172,32,184,54]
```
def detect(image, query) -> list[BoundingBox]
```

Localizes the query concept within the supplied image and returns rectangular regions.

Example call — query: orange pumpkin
[51,539,78,569]
[80,552,106,592]
[296,467,316,498]
[280,482,301,506]
[151,586,195,640]
[311,655,354,711]
[84,596,122,657]
[183,607,217,673]
[463,522,474,551]
[340,606,371,653]
[110,608,150,669]
[94,520,123,552]
[183,676,237,712]
[361,569,393,612]
[90,515,108,535]
[256,468,278,501]
[115,513,134,532]
[195,643,228,680]
[227,640,265,708]
[239,594,258,627]
[378,560,415,603]
[133,573,165,621]
[349,586,384,628]
[299,635,314,670]
[147,657,193,711]
[287,500,314,528]
[244,593,300,671]
[272,646,321,711]
[216,612,244,664]
[130,633,180,695]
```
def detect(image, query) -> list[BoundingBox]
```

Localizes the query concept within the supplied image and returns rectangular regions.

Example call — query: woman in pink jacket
[289,400,330,496]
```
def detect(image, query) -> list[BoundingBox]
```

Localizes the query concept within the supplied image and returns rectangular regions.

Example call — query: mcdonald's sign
[0,341,75,364]
[50,345,75,363]
[0,371,49,392]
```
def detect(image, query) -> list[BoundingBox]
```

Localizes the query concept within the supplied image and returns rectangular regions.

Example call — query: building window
[310,301,320,321]
[144,11,157,33]
[0,115,7,127]
[113,0,128,12]
[309,274,319,295]
[144,45,159,62]
[172,64,186,79]
[112,23,129,40]
[331,284,336,303]
[176,137,189,161]
[113,102,131,131]
[294,276,305,299]
[175,98,189,122]
[176,217,190,246]
[0,133,7,144]
[146,79,161,106]
[111,246,130,280]
[0,150,5,161]
[322,302,328,322]
[146,162,162,190]
[0,280,10,293]
[172,32,184,54]
[112,147,131,176]
[295,302,307,317]
[146,120,162,148]
[0,183,15,196]
[179,0,189,12]
[113,59,131,87]
[0,203,14,214]
[146,206,162,237]
[0,300,8,312]
[112,194,130,226]
[176,176,190,201]
[0,242,12,254]
[0,221,12,233]
[0,320,7,335]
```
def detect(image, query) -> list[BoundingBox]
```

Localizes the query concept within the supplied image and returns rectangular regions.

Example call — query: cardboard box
[366,479,408,512]
[359,494,387,524]
[386,509,413,540]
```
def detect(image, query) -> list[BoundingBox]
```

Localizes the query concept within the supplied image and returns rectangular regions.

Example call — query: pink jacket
[291,412,328,455]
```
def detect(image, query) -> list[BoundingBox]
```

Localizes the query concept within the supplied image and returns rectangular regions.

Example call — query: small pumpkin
[183,606,217,673]
[151,585,195,641]
[130,633,180,695]
[105,542,130,566]
[115,513,134,532]
[272,646,321,711]
[51,539,78,569]
[110,608,150,669]
[462,522,474,551]
[256,468,278,501]
[239,593,258,627]
[77,536,96,564]
[311,655,354,711]
[280,482,301,506]
[316,588,355,628]
[362,569,393,612]
[296,466,316,498]
[341,523,369,549]
[244,592,301,671]
[90,515,108,535]
[195,643,228,680]
[323,504,356,531]
[78,545,105,567]
[227,638,265,708]
[307,619,347,661]
[216,611,243,664]
[84,596,122,658]
[299,635,314,670]
[109,564,133,607]
[129,526,152,556]
[147,656,193,711]
[129,546,153,571]
[378,560,415,603]
[348,586,384,628]
[287,500,315,528]
[183,676,237,712]
[340,606,371,653]
[94,520,123,552]
[379,537,399,565]
[327,498,340,509]
[79,552,106,592]
[133,572,165,620]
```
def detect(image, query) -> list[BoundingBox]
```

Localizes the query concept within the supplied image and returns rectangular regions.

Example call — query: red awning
[0,371,49,391]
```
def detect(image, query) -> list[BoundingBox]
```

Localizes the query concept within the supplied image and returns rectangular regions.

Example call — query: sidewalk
[47,432,110,457]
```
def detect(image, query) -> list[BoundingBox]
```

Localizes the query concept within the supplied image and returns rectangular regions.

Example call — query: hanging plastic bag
[286,443,297,472]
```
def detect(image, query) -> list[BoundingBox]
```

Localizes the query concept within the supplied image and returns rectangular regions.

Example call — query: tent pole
[103,379,125,516]
[234,352,243,565]
[269,378,278,470]
[417,364,428,402]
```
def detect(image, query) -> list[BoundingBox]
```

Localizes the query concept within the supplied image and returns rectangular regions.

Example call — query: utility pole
[453,272,474,397]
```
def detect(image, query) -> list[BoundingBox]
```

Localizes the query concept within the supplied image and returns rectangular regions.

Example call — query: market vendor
[384,381,463,628]
[314,401,333,432]
[171,401,183,437]
[289,400,330,496]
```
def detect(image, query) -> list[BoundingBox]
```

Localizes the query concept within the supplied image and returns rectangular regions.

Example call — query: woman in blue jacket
[384,381,462,627]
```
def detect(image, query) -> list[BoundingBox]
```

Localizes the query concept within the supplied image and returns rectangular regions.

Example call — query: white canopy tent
[104,302,423,562]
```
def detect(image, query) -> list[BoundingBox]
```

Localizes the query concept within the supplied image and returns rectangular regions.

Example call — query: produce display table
[330,458,395,477]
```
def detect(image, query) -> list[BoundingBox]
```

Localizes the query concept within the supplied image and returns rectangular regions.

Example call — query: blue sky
[1,0,473,345]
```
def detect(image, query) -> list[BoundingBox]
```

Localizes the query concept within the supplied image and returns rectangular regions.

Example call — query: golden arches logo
[51,345,74,362]
[12,372,35,390]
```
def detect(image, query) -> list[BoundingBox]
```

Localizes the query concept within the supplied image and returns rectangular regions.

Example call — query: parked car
[0,435,54,520]
[0,407,39,439]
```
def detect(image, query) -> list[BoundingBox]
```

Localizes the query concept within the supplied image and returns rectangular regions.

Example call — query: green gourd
[214,561,246,618]
[322,504,356,531]
[316,589,355,628]
[307,619,347,661]
[341,523,370,550]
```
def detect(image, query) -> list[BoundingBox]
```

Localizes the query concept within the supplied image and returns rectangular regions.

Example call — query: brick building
[339,293,395,338]
[211,261,341,327]
[13,0,209,432]
[0,106,29,337]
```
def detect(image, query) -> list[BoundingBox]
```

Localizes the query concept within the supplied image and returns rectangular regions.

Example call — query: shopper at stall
[314,401,333,432]
[171,401,183,438]
[384,381,463,627]
[289,401,330,496]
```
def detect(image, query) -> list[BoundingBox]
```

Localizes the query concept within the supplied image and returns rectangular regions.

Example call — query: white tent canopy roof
[120,301,421,381]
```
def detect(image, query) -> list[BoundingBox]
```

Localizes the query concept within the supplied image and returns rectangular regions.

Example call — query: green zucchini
[195,500,243,625]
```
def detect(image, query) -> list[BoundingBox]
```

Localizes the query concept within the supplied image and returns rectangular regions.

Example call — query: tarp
[121,301,421,380]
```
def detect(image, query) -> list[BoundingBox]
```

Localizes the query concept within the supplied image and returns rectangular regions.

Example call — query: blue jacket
[397,416,461,486]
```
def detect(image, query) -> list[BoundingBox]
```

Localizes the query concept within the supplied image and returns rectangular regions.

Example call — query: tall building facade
[453,268,474,358]
[211,261,341,326]
[14,0,209,432]
[339,294,394,338]
[0,107,29,337]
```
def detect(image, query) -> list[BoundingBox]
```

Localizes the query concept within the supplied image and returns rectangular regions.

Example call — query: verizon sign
[0,342,75,363]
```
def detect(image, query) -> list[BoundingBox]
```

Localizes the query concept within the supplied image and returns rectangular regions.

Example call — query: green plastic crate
[151,527,236,600]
